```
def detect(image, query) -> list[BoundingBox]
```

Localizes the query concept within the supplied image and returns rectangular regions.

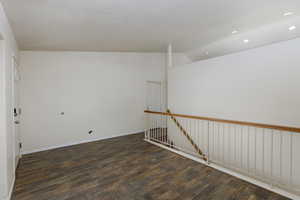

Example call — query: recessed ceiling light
[289,25,296,31]
[232,30,238,34]
[243,39,249,43]
[284,12,294,16]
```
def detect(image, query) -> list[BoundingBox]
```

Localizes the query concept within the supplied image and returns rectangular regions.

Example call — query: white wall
[0,2,19,200]
[168,38,300,193]
[169,38,300,127]
[172,54,191,67]
[19,51,188,154]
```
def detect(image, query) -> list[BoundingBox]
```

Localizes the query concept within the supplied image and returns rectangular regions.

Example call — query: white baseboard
[1,155,20,200]
[145,139,300,200]
[4,175,15,200]
[22,130,144,155]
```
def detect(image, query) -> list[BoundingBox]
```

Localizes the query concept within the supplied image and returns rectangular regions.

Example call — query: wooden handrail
[144,110,300,133]
[166,109,207,160]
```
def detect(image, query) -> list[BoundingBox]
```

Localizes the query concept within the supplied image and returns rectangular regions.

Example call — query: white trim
[22,130,144,155]
[167,44,173,68]
[15,154,20,169]
[146,80,161,85]
[145,139,300,200]
[4,175,15,200]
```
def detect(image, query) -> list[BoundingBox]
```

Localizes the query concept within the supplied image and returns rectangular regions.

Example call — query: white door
[12,56,21,169]
[146,81,162,112]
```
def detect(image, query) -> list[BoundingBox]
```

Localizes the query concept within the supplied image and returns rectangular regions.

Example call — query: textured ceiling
[2,0,300,58]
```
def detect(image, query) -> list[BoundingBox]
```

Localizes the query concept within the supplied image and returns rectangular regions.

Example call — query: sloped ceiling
[2,0,300,60]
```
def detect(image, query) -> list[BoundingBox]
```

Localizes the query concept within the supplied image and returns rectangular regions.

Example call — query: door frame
[0,34,8,198]
[12,55,20,170]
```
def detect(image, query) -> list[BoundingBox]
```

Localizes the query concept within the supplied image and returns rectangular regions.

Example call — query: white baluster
[254,127,257,175]
[270,130,274,186]
[262,129,264,177]
[223,124,225,164]
[240,126,243,169]
[289,133,293,186]
[207,121,210,164]
[247,126,250,173]
[279,131,283,184]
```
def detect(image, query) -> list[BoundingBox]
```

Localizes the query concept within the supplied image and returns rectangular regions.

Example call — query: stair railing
[144,109,300,197]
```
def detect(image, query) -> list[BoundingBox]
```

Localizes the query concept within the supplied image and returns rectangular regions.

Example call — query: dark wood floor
[13,133,290,200]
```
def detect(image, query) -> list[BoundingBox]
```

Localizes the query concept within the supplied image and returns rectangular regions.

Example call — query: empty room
[1,0,300,199]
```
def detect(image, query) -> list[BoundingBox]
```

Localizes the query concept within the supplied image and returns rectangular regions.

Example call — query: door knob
[14,121,20,124]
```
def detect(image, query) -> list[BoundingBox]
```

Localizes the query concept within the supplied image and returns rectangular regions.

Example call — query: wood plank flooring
[12,133,290,200]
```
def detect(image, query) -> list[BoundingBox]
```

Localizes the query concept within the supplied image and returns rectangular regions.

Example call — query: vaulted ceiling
[2,0,300,60]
